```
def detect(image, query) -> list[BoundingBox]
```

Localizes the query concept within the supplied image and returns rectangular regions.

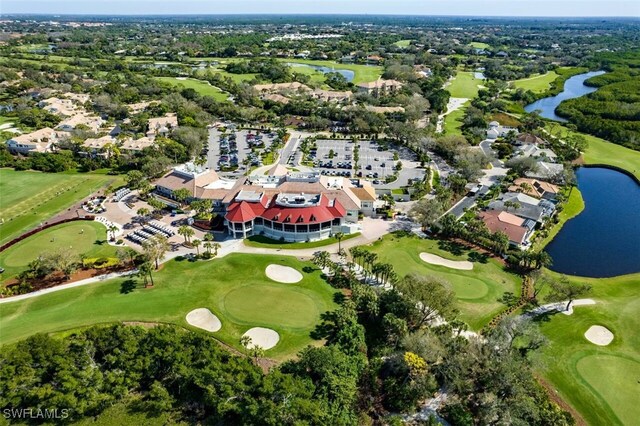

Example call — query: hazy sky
[1,0,639,17]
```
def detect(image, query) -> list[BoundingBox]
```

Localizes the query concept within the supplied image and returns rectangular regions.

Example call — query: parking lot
[309,139,425,188]
[206,127,277,176]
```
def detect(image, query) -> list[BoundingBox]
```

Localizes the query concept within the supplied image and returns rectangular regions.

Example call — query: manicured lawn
[277,59,383,84]
[0,221,116,284]
[286,63,330,84]
[364,233,522,330]
[533,188,584,251]
[545,123,640,180]
[0,169,118,245]
[393,39,412,48]
[155,77,229,101]
[195,68,259,84]
[533,271,640,426]
[511,71,559,93]
[244,232,361,249]
[447,71,482,98]
[0,254,339,360]
[443,102,468,135]
[469,42,490,49]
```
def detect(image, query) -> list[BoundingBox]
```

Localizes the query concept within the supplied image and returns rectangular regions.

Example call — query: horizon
[2,0,639,18]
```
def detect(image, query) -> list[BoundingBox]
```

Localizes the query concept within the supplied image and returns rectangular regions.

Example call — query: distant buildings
[6,128,57,154]
[356,79,403,96]
[147,113,178,138]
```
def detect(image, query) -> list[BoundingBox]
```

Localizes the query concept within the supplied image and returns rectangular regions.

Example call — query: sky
[1,0,639,17]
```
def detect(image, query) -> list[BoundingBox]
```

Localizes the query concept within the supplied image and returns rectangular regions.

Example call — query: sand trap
[419,253,473,270]
[186,308,221,332]
[584,325,614,346]
[243,327,280,350]
[265,264,303,283]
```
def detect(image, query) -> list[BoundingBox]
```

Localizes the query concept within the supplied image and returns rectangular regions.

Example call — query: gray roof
[487,200,547,222]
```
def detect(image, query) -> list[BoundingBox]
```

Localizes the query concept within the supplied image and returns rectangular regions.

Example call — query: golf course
[365,233,521,330]
[534,271,640,426]
[0,254,339,359]
[155,77,230,102]
[512,71,560,93]
[0,221,116,284]
[0,169,118,245]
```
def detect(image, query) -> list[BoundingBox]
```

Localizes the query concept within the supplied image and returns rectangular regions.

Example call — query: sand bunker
[584,325,614,346]
[419,253,473,270]
[243,327,280,350]
[265,264,303,283]
[186,308,222,332]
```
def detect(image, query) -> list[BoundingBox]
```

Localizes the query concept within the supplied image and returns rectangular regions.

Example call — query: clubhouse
[154,163,375,242]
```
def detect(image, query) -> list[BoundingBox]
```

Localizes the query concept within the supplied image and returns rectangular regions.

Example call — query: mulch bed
[535,374,587,426]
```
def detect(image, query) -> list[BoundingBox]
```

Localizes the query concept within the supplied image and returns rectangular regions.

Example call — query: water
[524,71,605,121]
[474,72,485,80]
[545,167,640,278]
[287,63,355,82]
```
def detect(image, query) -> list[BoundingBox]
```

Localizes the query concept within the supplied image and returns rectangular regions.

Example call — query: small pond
[545,167,640,278]
[287,63,355,82]
[524,70,605,121]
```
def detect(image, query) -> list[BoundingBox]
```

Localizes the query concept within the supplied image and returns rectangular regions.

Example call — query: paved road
[279,134,301,165]
[479,139,502,168]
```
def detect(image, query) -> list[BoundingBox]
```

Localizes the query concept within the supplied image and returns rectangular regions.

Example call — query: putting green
[575,354,640,425]
[448,276,490,300]
[222,284,319,329]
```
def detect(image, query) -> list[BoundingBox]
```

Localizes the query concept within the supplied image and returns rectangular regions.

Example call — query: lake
[287,63,355,82]
[524,70,605,121]
[545,167,640,278]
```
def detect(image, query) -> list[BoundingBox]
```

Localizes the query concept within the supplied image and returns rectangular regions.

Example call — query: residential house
[479,210,534,246]
[6,128,57,154]
[356,79,404,96]
[487,192,555,223]
[486,121,518,140]
[147,113,178,138]
[516,133,546,145]
[508,178,560,200]
[120,136,155,152]
[515,143,558,162]
[56,114,104,133]
[526,161,564,181]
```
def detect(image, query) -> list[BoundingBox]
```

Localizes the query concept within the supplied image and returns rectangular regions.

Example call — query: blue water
[545,167,640,278]
[524,71,605,121]
[287,63,355,82]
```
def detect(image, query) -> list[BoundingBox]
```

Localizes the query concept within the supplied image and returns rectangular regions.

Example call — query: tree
[409,198,444,231]
[49,249,80,280]
[125,170,144,189]
[312,250,331,270]
[138,260,155,286]
[177,225,195,244]
[545,276,592,311]
[397,273,457,328]
[172,188,191,207]
[334,232,345,254]
[192,239,201,256]
[142,234,170,269]
[116,246,138,267]
[107,224,118,241]
[136,207,150,223]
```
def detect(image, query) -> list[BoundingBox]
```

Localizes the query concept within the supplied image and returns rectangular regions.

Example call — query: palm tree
[534,251,553,270]
[312,251,330,269]
[211,242,221,257]
[107,224,118,241]
[136,207,150,223]
[178,225,194,244]
[334,231,345,254]
[192,239,201,256]
[138,260,155,287]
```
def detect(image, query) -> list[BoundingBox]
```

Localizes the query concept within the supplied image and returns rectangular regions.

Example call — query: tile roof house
[487,192,555,223]
[508,178,560,200]
[356,79,403,95]
[479,210,534,246]
[6,128,57,154]
[56,114,104,132]
[526,161,564,181]
[516,133,546,145]
[486,121,518,140]
[515,143,558,162]
[147,113,178,138]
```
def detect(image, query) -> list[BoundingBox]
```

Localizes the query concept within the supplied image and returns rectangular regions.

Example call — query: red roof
[478,211,528,244]
[225,194,346,224]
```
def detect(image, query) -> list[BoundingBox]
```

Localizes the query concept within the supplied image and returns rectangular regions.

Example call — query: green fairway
[447,71,482,98]
[545,123,640,180]
[277,59,383,84]
[469,41,490,49]
[0,169,118,245]
[0,221,116,283]
[155,77,229,101]
[443,102,468,135]
[364,233,522,329]
[393,39,411,48]
[197,68,260,84]
[534,271,640,426]
[512,71,559,93]
[0,254,339,359]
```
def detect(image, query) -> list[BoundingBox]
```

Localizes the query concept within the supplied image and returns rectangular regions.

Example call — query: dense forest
[555,51,640,150]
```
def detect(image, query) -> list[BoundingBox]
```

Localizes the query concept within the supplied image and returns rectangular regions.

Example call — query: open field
[469,42,490,49]
[244,232,360,249]
[0,169,119,245]
[277,59,383,84]
[545,123,640,180]
[364,233,521,330]
[0,254,339,359]
[511,71,559,93]
[443,102,468,135]
[155,77,229,101]
[534,271,640,426]
[534,188,584,251]
[0,221,116,284]
[447,71,482,98]
[393,39,411,48]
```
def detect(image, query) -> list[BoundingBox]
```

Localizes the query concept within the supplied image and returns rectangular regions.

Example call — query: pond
[287,63,355,82]
[545,167,640,278]
[524,70,605,121]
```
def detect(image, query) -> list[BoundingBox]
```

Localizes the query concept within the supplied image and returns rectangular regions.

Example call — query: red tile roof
[478,210,528,244]
[225,194,346,224]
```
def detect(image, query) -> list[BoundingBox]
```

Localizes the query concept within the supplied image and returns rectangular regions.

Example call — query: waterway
[524,70,605,121]
[286,63,355,82]
[545,167,640,278]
